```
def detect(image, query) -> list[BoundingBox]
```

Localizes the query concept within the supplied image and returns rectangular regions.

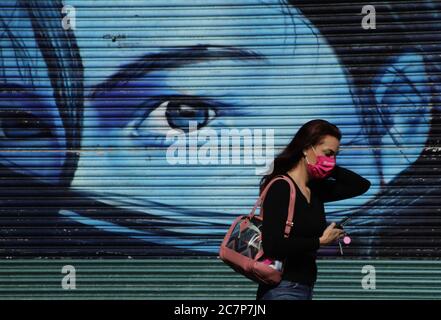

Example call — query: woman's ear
[302,147,309,158]
[373,52,432,184]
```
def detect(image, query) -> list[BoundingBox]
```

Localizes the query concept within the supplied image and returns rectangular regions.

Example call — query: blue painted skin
[0,0,433,253]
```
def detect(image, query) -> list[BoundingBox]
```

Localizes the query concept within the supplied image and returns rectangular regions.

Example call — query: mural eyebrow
[90,44,265,99]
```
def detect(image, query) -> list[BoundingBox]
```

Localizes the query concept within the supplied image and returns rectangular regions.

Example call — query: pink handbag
[219,175,296,285]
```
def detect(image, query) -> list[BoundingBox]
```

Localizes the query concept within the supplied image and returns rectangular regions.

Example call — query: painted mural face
[0,0,434,254]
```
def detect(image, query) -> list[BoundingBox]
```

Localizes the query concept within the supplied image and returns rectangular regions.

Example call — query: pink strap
[249,175,296,238]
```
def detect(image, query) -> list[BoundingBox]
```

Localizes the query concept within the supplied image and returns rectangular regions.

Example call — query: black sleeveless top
[260,165,371,285]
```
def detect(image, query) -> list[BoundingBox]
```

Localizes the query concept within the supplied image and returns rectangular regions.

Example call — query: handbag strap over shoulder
[250,175,296,238]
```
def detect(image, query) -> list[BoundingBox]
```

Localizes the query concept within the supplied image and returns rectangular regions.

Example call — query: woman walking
[256,119,371,300]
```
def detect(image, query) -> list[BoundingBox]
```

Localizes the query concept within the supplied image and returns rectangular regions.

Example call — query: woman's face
[305,136,340,165]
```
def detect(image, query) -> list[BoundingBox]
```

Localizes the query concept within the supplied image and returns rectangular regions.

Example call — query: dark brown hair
[259,119,341,194]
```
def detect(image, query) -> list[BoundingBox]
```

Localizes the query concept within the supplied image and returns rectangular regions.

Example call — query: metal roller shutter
[0,0,440,299]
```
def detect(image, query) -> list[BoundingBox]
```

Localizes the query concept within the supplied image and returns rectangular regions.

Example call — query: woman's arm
[261,179,320,260]
[312,165,371,203]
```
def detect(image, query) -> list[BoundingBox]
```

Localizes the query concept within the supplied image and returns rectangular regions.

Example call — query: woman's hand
[319,222,345,246]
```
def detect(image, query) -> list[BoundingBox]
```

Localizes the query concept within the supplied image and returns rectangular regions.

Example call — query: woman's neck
[286,158,310,189]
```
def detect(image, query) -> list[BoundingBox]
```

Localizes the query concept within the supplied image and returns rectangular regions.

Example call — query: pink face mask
[305,145,336,179]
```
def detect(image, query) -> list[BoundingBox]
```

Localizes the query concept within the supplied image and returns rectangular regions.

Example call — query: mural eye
[0,110,52,139]
[137,99,217,134]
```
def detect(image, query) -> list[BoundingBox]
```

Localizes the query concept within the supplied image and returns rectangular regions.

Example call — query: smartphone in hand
[335,216,351,230]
